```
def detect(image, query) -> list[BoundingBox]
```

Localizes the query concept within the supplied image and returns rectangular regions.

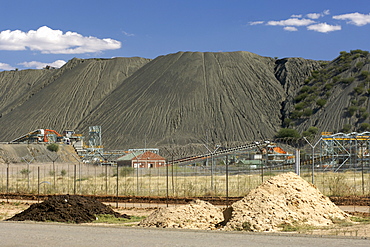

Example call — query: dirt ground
[1,200,370,238]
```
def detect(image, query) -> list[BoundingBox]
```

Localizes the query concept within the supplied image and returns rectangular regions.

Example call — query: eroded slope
[80,51,287,149]
[0,57,150,141]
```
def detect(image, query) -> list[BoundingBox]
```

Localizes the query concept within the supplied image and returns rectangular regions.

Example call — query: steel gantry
[320,131,370,172]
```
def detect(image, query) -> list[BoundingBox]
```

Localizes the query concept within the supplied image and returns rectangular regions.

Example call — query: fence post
[37,166,40,203]
[6,165,9,202]
[295,149,300,176]
[226,155,229,207]
[74,164,76,195]
[116,163,119,208]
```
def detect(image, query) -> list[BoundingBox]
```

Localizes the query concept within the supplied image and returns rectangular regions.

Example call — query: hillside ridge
[0,50,369,155]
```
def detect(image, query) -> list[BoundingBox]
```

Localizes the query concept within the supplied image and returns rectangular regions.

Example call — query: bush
[20,169,31,177]
[303,108,313,117]
[341,124,352,133]
[60,169,67,177]
[316,99,327,107]
[359,70,370,80]
[294,102,306,111]
[358,96,367,105]
[324,83,334,90]
[347,105,358,117]
[283,118,292,127]
[359,123,370,131]
[275,128,300,139]
[294,92,308,102]
[290,110,303,119]
[47,143,59,152]
[354,86,364,95]
[361,112,369,120]
[307,126,318,135]
[340,77,355,84]
[332,76,341,83]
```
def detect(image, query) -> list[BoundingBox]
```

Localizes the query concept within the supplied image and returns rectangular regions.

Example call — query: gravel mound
[6,195,129,223]
[224,172,350,232]
[139,199,223,230]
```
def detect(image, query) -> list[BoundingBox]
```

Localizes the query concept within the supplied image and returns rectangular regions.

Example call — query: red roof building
[117,151,166,168]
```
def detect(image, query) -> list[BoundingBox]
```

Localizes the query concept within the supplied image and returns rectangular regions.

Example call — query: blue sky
[0,0,370,70]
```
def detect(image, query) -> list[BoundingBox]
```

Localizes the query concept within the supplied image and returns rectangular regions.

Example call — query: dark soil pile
[6,195,129,223]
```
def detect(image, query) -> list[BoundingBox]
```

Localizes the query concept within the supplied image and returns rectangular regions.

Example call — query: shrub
[359,123,370,131]
[294,102,306,111]
[303,108,313,117]
[275,128,300,139]
[350,49,369,56]
[341,124,352,133]
[347,105,358,116]
[332,76,341,83]
[361,112,369,120]
[60,169,67,177]
[20,169,31,177]
[359,107,367,114]
[354,86,364,95]
[359,70,370,80]
[294,92,308,102]
[316,98,327,107]
[356,61,364,69]
[324,83,334,90]
[283,118,292,127]
[47,143,59,152]
[307,126,318,135]
[300,85,312,93]
[358,97,367,105]
[341,77,355,84]
[290,110,303,119]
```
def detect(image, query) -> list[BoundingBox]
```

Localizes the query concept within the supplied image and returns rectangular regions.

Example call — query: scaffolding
[320,131,370,172]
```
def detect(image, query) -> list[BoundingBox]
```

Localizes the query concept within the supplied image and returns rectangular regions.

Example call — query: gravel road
[0,221,369,247]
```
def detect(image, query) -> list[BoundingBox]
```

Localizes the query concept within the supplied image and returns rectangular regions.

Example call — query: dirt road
[0,221,369,247]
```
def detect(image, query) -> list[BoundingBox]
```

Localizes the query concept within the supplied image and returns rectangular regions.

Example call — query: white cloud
[306,10,330,19]
[333,12,370,26]
[18,60,67,69]
[249,21,264,25]
[291,14,302,18]
[307,23,341,33]
[284,26,298,31]
[122,31,135,36]
[306,13,322,19]
[0,26,121,54]
[0,62,15,70]
[267,18,315,26]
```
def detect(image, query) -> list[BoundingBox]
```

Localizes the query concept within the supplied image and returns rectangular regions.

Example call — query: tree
[275,128,300,139]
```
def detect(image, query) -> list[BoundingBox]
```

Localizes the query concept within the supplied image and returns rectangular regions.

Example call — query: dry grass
[0,163,370,197]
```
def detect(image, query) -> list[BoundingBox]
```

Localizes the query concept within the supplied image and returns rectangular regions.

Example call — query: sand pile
[139,199,223,230]
[6,195,129,223]
[224,172,350,232]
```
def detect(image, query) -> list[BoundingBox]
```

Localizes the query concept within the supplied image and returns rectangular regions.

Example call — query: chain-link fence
[1,157,370,198]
